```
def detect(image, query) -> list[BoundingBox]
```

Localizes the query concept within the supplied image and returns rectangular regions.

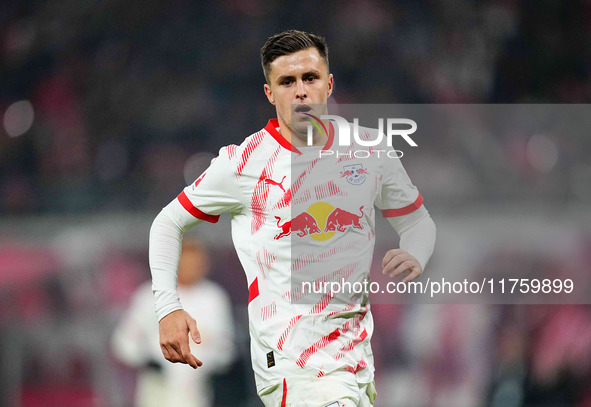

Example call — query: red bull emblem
[292,212,322,236]
[274,216,291,240]
[324,206,364,232]
[273,203,365,241]
[341,164,367,185]
[273,212,322,240]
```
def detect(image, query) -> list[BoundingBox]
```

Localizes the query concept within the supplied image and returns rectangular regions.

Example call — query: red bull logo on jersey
[324,205,364,232]
[274,212,322,240]
[273,202,364,241]
[340,163,367,185]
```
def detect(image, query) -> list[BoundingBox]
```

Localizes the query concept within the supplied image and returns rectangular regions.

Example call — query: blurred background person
[111,238,236,407]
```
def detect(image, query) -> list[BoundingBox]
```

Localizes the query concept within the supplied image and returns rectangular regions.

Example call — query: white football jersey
[177,119,423,392]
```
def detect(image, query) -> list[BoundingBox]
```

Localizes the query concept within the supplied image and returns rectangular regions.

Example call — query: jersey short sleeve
[374,152,424,218]
[177,146,243,222]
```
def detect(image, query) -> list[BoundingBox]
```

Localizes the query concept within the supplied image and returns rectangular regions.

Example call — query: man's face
[264,48,333,145]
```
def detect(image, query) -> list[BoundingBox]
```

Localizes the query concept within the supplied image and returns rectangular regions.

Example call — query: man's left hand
[382,249,422,282]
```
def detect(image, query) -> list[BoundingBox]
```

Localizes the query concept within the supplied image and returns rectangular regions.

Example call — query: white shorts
[258,374,376,407]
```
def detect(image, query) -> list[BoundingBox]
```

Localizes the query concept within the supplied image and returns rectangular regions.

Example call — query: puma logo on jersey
[266,351,275,368]
[192,172,206,189]
[264,176,286,193]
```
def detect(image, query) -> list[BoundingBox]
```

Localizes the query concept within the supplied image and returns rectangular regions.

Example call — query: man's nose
[295,79,307,100]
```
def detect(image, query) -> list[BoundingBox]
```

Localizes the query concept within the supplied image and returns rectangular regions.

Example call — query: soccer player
[113,239,235,407]
[150,30,436,406]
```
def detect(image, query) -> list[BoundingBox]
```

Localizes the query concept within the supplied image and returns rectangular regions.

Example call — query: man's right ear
[264,84,275,105]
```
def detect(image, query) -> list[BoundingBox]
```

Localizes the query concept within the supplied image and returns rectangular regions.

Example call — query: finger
[401,267,421,283]
[179,340,202,369]
[389,260,413,279]
[187,318,201,344]
[167,343,186,363]
[382,253,407,275]
[172,336,198,368]
[382,249,403,269]
[160,344,172,361]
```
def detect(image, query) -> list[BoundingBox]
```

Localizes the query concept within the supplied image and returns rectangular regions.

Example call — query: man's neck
[276,118,328,147]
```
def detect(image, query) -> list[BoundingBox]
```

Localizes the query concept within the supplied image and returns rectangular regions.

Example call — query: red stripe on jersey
[281,378,287,407]
[251,174,270,234]
[334,311,366,339]
[256,250,267,280]
[250,147,281,234]
[265,119,302,154]
[309,292,333,315]
[177,191,220,223]
[237,132,265,175]
[265,120,335,153]
[272,189,291,210]
[292,189,311,206]
[336,141,359,163]
[226,144,238,160]
[329,311,367,363]
[261,301,277,321]
[360,131,375,155]
[256,247,277,280]
[289,158,320,206]
[193,172,206,187]
[293,308,367,367]
[248,278,259,304]
[381,193,424,217]
[337,153,357,163]
[307,265,360,315]
[334,328,368,360]
[264,248,277,269]
[345,359,368,375]
[314,180,347,200]
[289,262,357,302]
[359,328,368,341]
[277,315,302,350]
[296,328,341,368]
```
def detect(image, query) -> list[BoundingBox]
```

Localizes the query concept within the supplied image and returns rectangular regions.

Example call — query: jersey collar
[264,119,334,155]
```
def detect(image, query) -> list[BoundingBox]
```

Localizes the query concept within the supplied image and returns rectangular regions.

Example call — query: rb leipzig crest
[340,163,368,185]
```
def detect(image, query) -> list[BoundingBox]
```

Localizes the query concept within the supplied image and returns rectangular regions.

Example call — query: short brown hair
[260,30,329,82]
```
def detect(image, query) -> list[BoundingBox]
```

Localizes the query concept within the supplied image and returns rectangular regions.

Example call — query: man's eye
[282,80,293,86]
[305,76,316,82]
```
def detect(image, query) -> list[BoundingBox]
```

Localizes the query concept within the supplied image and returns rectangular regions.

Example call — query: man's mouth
[295,104,311,113]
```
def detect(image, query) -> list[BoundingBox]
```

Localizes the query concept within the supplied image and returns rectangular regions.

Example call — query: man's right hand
[158,309,203,369]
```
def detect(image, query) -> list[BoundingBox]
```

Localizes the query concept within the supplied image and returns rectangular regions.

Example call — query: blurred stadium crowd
[1,0,591,406]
